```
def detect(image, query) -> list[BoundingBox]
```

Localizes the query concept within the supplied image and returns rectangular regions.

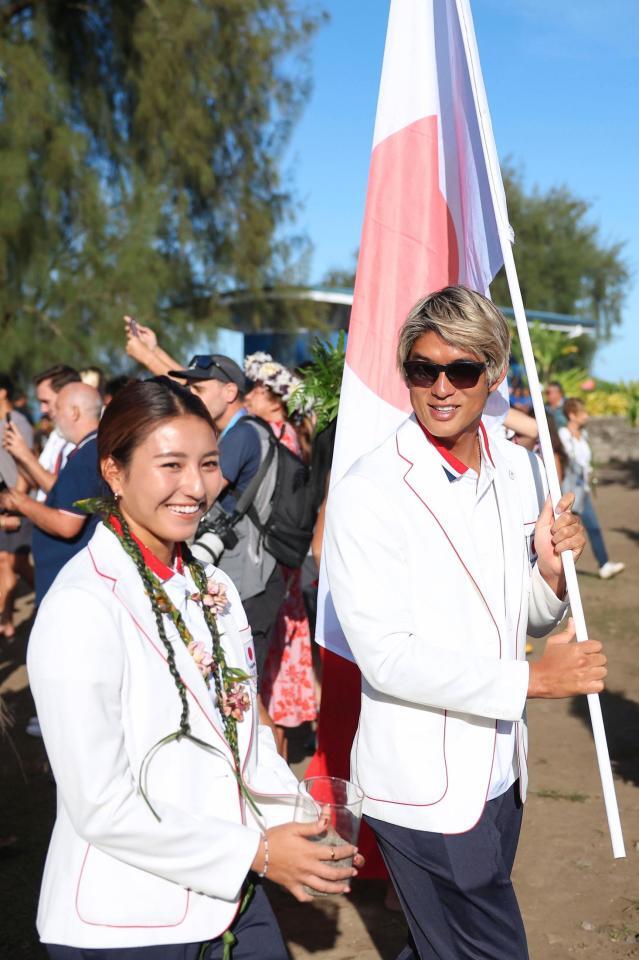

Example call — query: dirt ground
[1,462,638,959]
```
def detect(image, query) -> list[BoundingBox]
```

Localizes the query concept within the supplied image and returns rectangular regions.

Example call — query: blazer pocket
[76,844,189,928]
[354,703,448,806]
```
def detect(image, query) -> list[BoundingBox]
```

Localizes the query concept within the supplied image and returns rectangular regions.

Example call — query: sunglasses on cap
[187,356,232,382]
[403,359,486,389]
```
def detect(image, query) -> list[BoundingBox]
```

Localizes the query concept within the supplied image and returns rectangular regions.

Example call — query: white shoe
[599,561,625,580]
[26,716,42,738]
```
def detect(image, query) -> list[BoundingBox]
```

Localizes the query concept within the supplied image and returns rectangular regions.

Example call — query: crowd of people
[0,330,331,750]
[0,288,621,959]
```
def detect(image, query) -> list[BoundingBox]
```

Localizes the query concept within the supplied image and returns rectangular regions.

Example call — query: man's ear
[488,366,508,394]
[224,381,239,404]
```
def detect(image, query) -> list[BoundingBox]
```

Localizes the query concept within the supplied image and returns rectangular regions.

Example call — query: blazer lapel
[490,442,527,650]
[396,417,488,605]
[88,524,234,760]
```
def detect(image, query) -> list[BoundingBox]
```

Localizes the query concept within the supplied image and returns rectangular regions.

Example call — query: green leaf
[73,497,113,516]
[289,332,346,431]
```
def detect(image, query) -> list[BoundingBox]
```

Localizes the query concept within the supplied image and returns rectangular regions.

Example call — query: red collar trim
[416,419,469,475]
[108,516,184,580]
[416,418,495,473]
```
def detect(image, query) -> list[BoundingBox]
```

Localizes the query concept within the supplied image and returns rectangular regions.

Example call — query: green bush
[583,391,630,418]
[561,381,639,424]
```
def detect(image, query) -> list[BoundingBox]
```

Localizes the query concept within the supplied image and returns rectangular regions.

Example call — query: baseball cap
[168,355,246,392]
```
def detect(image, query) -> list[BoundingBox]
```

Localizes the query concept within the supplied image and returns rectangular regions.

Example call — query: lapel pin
[508,470,515,480]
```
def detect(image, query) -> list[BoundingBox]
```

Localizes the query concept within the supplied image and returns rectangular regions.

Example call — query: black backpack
[227,416,316,569]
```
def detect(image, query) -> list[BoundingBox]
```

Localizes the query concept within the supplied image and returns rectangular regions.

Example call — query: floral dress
[260,420,318,728]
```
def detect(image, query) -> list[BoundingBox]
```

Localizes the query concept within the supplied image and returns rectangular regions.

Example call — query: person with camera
[169,354,288,682]
[124,320,287,689]
[238,353,318,757]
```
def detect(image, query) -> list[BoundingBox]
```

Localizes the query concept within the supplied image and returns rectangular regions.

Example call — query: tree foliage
[509,322,593,385]
[289,331,345,430]
[491,164,630,338]
[0,0,324,380]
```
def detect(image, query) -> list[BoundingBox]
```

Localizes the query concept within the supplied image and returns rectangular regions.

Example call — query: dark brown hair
[34,364,81,391]
[98,377,215,473]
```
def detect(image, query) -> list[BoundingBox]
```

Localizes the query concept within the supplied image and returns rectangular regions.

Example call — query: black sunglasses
[188,356,232,382]
[403,359,486,389]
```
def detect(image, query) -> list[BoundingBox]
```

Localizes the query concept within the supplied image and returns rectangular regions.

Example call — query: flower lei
[76,498,259,820]
[187,581,250,721]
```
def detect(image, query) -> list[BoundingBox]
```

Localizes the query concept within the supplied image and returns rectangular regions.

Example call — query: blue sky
[284,0,638,382]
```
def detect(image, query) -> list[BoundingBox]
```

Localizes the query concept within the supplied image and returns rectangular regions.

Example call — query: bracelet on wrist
[257,832,269,879]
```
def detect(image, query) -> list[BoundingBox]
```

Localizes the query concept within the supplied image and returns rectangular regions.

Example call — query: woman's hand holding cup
[251,819,363,903]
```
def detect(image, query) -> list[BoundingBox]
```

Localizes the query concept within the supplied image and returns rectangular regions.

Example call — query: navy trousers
[366,782,528,960]
[45,885,289,960]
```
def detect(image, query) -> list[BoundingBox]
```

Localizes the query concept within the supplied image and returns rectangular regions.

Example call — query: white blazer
[27,522,299,949]
[324,415,567,834]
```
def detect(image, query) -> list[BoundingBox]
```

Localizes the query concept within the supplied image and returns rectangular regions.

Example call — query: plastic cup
[294,776,364,896]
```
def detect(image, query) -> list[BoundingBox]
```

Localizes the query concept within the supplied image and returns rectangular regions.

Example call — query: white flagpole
[456,0,625,858]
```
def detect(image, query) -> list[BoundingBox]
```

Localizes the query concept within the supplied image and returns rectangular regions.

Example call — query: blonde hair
[397,285,511,387]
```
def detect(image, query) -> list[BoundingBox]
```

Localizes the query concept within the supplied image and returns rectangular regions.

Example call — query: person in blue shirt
[177,357,262,513]
[168,355,286,684]
[0,383,104,604]
[124,317,289,690]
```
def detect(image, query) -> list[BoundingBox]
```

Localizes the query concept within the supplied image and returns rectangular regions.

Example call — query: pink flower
[221,682,250,721]
[581,378,596,392]
[202,578,229,614]
[187,640,214,679]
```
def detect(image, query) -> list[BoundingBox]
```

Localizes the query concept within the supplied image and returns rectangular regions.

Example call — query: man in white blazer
[324,286,607,960]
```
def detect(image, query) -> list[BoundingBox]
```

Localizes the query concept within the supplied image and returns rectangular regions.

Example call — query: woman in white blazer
[28,378,361,960]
